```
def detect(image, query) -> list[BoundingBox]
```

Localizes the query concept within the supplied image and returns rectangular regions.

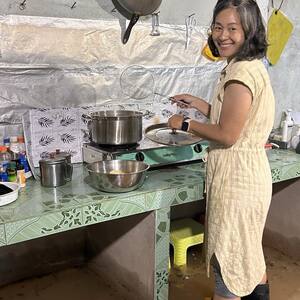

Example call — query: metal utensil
[154,92,189,107]
[185,13,196,50]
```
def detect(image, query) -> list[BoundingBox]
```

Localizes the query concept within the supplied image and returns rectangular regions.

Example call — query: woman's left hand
[168,114,184,130]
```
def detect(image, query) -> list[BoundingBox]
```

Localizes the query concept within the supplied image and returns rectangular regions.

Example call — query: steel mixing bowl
[86,160,150,193]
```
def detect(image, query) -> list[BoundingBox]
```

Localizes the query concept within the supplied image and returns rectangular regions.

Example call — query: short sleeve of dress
[224,60,264,102]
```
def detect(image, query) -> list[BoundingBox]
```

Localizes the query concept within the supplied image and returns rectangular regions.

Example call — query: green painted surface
[0,163,205,245]
[0,149,300,245]
[267,149,300,182]
[155,207,170,300]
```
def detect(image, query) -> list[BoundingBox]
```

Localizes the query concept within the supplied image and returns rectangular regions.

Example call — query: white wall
[268,0,300,126]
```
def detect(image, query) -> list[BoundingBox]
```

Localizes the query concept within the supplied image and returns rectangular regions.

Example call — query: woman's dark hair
[207,0,267,61]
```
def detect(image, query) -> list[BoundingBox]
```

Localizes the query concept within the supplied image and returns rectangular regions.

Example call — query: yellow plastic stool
[170,218,204,267]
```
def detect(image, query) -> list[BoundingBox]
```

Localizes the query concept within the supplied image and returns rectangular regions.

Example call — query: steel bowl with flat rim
[85,160,150,193]
[145,123,202,146]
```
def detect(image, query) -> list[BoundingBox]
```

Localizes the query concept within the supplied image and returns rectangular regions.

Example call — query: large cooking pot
[90,110,143,145]
[112,0,162,44]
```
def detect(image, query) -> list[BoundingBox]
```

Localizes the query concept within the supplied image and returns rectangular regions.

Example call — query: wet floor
[0,246,299,300]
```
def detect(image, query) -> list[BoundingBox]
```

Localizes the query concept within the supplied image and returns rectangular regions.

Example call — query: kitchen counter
[0,148,300,299]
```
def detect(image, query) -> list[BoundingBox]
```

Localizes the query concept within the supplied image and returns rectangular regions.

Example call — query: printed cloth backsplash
[22,103,207,167]
[23,107,91,167]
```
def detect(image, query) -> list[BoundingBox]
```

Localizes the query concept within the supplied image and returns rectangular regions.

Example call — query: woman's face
[212,8,245,60]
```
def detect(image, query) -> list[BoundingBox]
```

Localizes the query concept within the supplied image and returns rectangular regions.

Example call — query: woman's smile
[212,8,245,60]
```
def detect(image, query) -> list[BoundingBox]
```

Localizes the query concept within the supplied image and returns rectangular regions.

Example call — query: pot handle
[123,14,140,44]
[64,162,73,182]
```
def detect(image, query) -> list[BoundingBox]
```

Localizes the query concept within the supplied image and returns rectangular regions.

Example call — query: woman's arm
[169,82,252,147]
[171,94,211,118]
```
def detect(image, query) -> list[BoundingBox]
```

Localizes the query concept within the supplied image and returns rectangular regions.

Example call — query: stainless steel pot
[112,0,162,44]
[90,110,143,146]
[53,151,73,181]
[39,156,73,187]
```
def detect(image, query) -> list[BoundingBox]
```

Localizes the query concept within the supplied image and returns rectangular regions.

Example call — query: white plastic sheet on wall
[0,15,225,125]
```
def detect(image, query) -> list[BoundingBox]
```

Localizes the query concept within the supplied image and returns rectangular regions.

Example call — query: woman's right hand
[170,94,201,109]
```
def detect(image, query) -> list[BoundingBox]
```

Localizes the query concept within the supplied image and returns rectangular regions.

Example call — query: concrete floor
[0,246,300,300]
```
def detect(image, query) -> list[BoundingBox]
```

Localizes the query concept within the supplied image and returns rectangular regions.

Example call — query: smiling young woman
[168,1,274,300]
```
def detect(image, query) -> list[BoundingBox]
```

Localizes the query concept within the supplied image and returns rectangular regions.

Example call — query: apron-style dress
[205,59,275,296]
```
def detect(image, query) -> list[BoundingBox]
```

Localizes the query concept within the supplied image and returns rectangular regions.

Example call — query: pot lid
[145,123,202,146]
[39,156,66,165]
[91,110,143,119]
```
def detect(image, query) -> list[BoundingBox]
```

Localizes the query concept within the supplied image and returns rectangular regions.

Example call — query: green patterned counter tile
[5,207,83,245]
[0,224,5,246]
[5,216,40,244]
[144,190,177,210]
[172,183,204,206]
[82,195,147,225]
[155,207,170,300]
[0,181,79,223]
[268,149,300,183]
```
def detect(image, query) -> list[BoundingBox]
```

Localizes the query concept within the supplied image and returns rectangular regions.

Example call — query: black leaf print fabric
[60,116,76,127]
[39,135,55,146]
[61,133,76,144]
[40,151,50,159]
[143,110,155,120]
[81,114,91,125]
[66,149,77,156]
[38,117,54,128]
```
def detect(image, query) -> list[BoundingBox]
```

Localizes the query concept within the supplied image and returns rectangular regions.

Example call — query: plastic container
[17,136,26,154]
[0,146,11,168]
[0,182,19,206]
[9,136,19,160]
[3,137,10,148]
[281,110,293,143]
[17,164,26,187]
[19,153,30,174]
[7,162,17,182]
[0,167,8,182]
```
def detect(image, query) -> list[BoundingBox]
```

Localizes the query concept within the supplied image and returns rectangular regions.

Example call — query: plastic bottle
[0,166,8,182]
[0,146,11,172]
[19,153,32,178]
[281,120,288,142]
[17,163,26,187]
[281,110,293,143]
[17,136,26,154]
[9,136,20,160]
[3,137,10,148]
[7,162,17,182]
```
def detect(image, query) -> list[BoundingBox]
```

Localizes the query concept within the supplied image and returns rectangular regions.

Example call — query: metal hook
[150,11,160,36]
[19,0,26,10]
[71,1,76,9]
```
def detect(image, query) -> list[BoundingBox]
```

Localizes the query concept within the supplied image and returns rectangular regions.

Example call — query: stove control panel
[116,142,208,167]
[82,141,209,166]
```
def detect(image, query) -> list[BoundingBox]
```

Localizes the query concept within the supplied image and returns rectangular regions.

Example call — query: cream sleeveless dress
[205,59,275,296]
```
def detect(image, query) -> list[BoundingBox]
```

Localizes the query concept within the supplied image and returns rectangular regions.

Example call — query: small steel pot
[90,110,143,146]
[53,151,73,181]
[39,156,72,187]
